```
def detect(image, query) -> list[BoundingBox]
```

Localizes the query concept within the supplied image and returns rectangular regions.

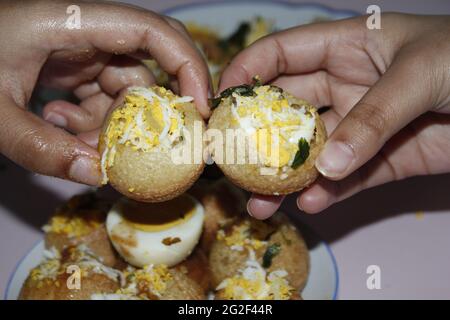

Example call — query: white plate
[163,0,357,33]
[5,226,338,300]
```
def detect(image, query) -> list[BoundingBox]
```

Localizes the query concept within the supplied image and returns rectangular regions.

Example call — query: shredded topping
[216,249,293,300]
[114,265,173,300]
[42,194,107,238]
[217,220,267,251]
[42,214,103,238]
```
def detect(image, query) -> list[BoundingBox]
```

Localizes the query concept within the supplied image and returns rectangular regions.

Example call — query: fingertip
[315,140,356,180]
[247,194,284,220]
[44,111,68,128]
[297,182,335,214]
[43,101,75,128]
[78,129,101,149]
[196,95,212,119]
[218,64,251,93]
[68,155,102,186]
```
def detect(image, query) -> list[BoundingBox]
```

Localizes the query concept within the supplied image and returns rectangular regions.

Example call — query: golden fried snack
[208,81,327,195]
[43,193,118,267]
[189,178,248,253]
[99,86,205,202]
[19,246,122,300]
[92,265,204,300]
[174,246,211,292]
[209,212,309,300]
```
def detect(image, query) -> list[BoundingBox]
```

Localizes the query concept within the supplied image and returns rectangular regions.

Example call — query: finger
[247,194,285,220]
[270,71,331,107]
[37,2,211,118]
[78,128,101,149]
[315,50,434,180]
[163,16,195,44]
[0,94,101,185]
[39,51,111,91]
[43,92,113,133]
[162,16,214,103]
[219,19,365,91]
[299,113,450,213]
[73,81,102,100]
[97,55,155,96]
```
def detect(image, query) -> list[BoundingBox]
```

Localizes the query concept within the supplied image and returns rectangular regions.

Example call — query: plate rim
[4,239,42,300]
[4,236,339,300]
[162,0,360,17]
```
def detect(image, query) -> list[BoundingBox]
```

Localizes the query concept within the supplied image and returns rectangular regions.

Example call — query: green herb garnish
[262,243,281,268]
[209,76,263,109]
[291,138,310,169]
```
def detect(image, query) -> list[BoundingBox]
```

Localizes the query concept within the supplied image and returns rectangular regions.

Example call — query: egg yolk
[120,195,197,232]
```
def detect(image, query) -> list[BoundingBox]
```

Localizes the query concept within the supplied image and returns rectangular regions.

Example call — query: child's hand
[219,13,450,218]
[0,0,210,185]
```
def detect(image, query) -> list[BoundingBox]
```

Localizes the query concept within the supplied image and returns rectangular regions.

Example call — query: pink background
[1,0,450,299]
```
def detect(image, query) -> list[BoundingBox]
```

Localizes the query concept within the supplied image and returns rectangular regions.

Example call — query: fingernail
[316,141,355,178]
[69,156,101,186]
[296,197,304,212]
[246,200,254,217]
[45,112,67,127]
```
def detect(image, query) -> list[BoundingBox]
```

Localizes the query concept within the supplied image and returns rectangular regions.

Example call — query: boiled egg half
[106,194,204,267]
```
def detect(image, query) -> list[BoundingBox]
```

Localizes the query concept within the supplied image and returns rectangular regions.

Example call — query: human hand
[0,0,210,185]
[219,13,450,218]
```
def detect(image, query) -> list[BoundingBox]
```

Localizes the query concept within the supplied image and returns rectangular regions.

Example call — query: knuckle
[350,99,393,143]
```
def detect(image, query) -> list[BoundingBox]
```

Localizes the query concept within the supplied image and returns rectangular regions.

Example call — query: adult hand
[0,0,210,185]
[219,13,450,218]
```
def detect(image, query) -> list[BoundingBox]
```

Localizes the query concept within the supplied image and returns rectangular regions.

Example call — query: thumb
[0,94,101,185]
[315,49,435,180]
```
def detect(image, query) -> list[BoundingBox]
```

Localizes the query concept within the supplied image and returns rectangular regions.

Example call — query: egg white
[106,194,204,268]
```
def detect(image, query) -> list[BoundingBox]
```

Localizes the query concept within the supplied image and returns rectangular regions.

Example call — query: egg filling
[230,84,316,173]
[29,245,123,289]
[42,194,107,238]
[217,220,267,252]
[100,86,193,185]
[216,249,294,300]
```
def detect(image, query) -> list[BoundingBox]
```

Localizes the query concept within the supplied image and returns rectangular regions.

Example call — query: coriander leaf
[291,138,310,169]
[252,76,262,87]
[262,243,281,268]
[209,97,222,110]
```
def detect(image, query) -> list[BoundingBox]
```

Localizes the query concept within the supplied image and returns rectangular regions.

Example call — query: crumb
[162,237,181,246]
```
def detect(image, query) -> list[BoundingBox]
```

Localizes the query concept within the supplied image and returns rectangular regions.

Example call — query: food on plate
[209,212,309,300]
[92,264,204,300]
[20,181,312,299]
[208,79,327,195]
[42,193,118,267]
[189,178,248,253]
[106,194,204,268]
[19,245,122,300]
[173,246,211,292]
[99,86,205,202]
